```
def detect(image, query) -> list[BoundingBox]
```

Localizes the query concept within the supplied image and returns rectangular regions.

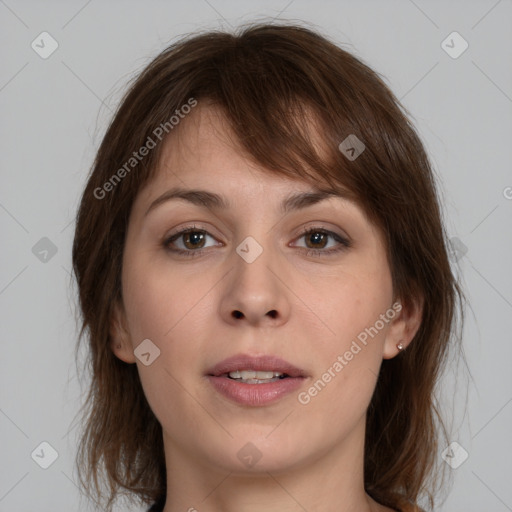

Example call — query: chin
[201,432,312,475]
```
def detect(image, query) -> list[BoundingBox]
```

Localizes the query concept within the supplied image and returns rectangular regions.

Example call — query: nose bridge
[220,229,290,326]
[233,231,279,298]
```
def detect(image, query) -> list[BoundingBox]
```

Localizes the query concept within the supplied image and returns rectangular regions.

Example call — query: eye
[293,227,351,257]
[163,224,221,258]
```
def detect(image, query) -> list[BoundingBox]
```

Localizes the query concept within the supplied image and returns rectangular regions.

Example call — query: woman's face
[111,104,414,475]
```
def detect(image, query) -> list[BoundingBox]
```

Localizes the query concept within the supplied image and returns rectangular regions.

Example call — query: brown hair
[72,22,465,512]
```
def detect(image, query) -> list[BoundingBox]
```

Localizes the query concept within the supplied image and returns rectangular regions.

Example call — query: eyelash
[163,224,351,259]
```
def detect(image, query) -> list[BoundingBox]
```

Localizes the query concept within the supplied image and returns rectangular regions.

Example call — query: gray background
[1,1,511,511]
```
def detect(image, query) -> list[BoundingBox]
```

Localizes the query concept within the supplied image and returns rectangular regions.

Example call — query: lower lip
[207,375,305,406]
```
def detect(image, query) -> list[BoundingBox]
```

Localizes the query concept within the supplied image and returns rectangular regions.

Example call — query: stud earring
[396,342,404,351]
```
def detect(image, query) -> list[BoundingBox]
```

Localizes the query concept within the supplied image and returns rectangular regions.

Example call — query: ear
[109,300,136,364]
[382,294,424,360]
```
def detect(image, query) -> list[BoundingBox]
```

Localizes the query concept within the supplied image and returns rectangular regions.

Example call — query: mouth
[206,354,308,406]
[207,353,307,378]
[223,369,290,384]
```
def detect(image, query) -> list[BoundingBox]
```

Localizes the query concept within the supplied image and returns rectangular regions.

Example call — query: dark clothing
[147,495,165,511]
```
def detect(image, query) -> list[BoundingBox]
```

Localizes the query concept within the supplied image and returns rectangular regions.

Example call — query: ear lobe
[109,301,136,364]
[382,295,424,360]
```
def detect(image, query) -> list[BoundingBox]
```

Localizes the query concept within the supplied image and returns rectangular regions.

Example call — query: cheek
[121,262,211,432]
[121,255,212,384]
[294,265,392,413]
[121,249,210,343]
[294,262,392,352]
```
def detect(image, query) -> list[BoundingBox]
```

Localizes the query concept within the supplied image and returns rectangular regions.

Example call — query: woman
[72,22,465,512]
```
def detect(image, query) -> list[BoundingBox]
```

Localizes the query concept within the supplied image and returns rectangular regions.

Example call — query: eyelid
[294,224,350,243]
[163,222,221,240]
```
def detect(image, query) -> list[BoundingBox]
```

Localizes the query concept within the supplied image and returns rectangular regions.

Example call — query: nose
[219,242,291,328]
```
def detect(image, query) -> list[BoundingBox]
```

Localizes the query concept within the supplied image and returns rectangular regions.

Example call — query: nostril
[232,310,243,319]
[267,310,277,318]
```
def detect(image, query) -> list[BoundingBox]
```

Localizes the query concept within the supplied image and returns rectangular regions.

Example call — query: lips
[206,353,308,407]
[206,353,307,378]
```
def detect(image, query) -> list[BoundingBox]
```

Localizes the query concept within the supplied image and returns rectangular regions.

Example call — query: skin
[110,104,423,512]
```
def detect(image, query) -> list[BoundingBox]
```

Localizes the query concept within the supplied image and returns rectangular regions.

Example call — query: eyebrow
[144,186,351,217]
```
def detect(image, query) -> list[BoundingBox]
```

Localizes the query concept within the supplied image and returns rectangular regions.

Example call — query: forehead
[152,102,336,193]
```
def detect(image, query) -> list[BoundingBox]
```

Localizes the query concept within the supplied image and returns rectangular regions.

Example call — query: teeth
[228,370,284,379]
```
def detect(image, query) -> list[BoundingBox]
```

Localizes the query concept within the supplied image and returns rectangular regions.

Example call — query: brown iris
[305,231,328,249]
[182,231,206,249]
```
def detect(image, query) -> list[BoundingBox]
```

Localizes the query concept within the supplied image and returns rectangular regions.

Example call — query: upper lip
[207,353,307,378]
